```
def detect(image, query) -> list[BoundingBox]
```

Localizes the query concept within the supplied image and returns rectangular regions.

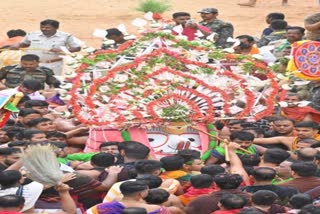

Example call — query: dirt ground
[0,0,319,47]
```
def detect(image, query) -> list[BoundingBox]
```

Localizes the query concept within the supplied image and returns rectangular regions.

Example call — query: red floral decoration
[152,13,163,21]
[70,43,279,127]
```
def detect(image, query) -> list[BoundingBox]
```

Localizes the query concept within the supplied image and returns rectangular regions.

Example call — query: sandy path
[0,0,319,46]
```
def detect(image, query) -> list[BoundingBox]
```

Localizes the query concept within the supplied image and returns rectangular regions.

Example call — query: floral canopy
[68,32,279,128]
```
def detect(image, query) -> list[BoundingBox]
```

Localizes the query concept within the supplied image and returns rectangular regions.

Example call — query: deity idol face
[147,126,201,158]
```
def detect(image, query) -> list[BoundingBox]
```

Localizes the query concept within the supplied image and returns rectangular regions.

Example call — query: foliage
[160,104,192,122]
[135,0,171,13]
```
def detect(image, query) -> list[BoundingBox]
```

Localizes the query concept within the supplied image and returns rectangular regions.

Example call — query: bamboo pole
[191,125,252,154]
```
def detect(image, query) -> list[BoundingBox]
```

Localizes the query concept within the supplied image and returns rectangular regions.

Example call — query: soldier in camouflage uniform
[0,54,59,89]
[309,81,320,111]
[304,13,320,41]
[198,8,234,48]
[257,20,288,47]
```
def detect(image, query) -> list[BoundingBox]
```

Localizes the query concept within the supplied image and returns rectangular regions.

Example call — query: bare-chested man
[254,121,320,151]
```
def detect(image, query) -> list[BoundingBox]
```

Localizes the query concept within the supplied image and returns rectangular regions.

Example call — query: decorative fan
[293,41,320,80]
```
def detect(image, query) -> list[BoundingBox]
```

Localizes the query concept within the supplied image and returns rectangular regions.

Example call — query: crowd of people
[0,5,320,214]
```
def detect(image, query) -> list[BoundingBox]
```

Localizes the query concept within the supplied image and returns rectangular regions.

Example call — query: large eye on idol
[180,133,201,150]
[147,132,168,149]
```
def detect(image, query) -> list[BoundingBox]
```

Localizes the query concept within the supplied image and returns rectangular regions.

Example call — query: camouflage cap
[197,8,218,14]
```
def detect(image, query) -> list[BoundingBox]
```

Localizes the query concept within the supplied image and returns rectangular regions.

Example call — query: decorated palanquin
[68,32,279,157]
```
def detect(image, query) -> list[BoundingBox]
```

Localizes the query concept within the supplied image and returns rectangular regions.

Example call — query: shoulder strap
[16,185,23,196]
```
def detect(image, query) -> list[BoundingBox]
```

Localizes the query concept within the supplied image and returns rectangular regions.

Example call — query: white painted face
[147,127,201,158]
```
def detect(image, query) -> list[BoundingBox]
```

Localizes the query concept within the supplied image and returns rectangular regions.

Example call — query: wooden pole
[224,144,230,161]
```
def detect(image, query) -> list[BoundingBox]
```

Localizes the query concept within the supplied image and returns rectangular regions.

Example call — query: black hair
[18,95,31,106]
[40,19,59,28]
[25,117,52,128]
[267,12,285,20]
[299,204,320,214]
[18,108,41,117]
[238,154,261,167]
[21,79,42,92]
[297,148,318,161]
[136,174,162,188]
[1,126,25,140]
[289,194,312,209]
[273,117,295,124]
[228,120,245,126]
[239,207,264,214]
[160,155,184,171]
[118,141,150,160]
[106,28,123,37]
[177,149,200,163]
[236,35,255,43]
[219,193,247,210]
[263,148,290,164]
[285,92,303,100]
[119,181,149,196]
[243,127,265,137]
[252,167,276,181]
[91,153,115,168]
[23,129,45,140]
[7,29,26,38]
[0,195,25,208]
[24,100,49,108]
[20,54,40,62]
[99,141,120,149]
[46,131,67,139]
[200,164,226,177]
[230,131,255,141]
[144,189,170,205]
[0,147,22,156]
[7,141,28,148]
[0,170,22,189]
[190,174,213,188]
[134,160,162,174]
[172,12,190,19]
[252,190,278,206]
[49,141,68,149]
[4,119,15,126]
[214,120,225,131]
[291,161,317,177]
[121,207,147,214]
[270,20,288,30]
[214,173,243,189]
[287,26,305,34]
[295,121,319,130]
[243,166,255,176]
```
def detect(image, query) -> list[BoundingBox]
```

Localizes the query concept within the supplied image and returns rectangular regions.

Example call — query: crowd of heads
[0,5,320,214]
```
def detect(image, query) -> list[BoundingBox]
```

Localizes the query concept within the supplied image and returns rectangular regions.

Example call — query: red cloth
[0,211,23,214]
[212,209,242,214]
[179,187,216,205]
[173,25,211,41]
[184,187,216,198]
[282,106,320,123]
